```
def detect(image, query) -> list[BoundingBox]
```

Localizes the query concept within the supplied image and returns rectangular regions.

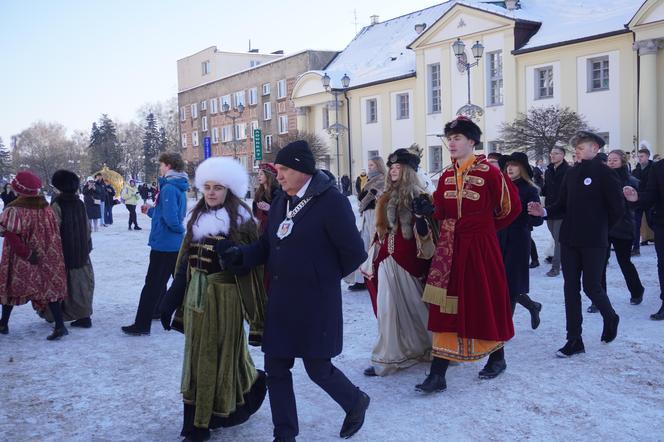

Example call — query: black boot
[518,294,542,330]
[184,427,210,442]
[71,317,92,328]
[0,305,13,335]
[180,403,195,438]
[415,357,448,393]
[651,301,664,320]
[121,324,150,336]
[556,337,585,358]
[339,390,370,439]
[47,302,68,341]
[601,314,620,343]
[587,304,599,313]
[529,260,540,269]
[478,348,507,379]
[363,366,377,377]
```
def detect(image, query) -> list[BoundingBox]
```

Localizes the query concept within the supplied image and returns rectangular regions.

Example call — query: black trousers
[603,237,644,299]
[561,244,616,340]
[264,355,360,438]
[530,238,539,263]
[126,204,138,228]
[654,225,664,301]
[133,250,178,330]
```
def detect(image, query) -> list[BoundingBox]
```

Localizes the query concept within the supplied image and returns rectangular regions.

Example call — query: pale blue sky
[0,0,437,145]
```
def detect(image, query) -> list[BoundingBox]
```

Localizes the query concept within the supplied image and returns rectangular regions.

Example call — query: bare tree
[272,131,330,165]
[500,106,593,160]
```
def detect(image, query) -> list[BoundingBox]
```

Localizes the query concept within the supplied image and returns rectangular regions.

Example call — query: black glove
[159,262,188,331]
[412,195,434,217]
[215,239,243,269]
[369,188,378,196]
[27,250,39,265]
[415,217,429,236]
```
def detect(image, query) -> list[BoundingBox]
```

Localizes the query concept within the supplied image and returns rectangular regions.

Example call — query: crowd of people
[1,117,663,441]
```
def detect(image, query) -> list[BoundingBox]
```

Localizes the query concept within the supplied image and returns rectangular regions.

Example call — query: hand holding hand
[257,201,271,211]
[623,186,638,202]
[527,202,545,217]
[411,196,434,218]
[215,239,243,269]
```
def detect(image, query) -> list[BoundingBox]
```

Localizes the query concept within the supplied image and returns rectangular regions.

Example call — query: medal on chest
[276,197,311,240]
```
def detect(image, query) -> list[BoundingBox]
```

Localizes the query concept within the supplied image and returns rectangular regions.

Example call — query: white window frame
[210,98,218,114]
[200,100,207,111]
[262,83,271,95]
[211,127,219,144]
[201,60,211,76]
[221,126,233,143]
[192,131,199,147]
[588,56,610,92]
[535,66,554,100]
[250,120,259,138]
[235,123,247,140]
[181,133,188,148]
[191,103,198,119]
[366,99,377,124]
[277,79,287,99]
[279,115,289,134]
[428,145,442,173]
[180,106,186,122]
[487,51,504,106]
[428,63,441,114]
[234,90,246,107]
[487,140,504,153]
[221,95,231,110]
[201,116,208,132]
[263,102,272,120]
[249,87,258,105]
[265,134,273,153]
[396,93,409,120]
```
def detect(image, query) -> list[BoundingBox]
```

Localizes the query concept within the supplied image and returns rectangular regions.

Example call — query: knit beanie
[275,140,316,175]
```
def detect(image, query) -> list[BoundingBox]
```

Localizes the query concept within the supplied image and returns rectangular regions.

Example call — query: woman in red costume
[414,117,521,393]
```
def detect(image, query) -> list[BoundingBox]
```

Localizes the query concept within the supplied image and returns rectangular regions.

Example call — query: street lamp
[453,38,485,120]
[223,102,245,159]
[322,72,351,185]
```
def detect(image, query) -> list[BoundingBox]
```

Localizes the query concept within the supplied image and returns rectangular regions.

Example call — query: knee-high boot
[46,302,68,341]
[0,305,13,334]
[518,294,542,330]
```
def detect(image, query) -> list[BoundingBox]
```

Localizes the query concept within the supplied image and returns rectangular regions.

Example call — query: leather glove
[27,250,39,265]
[159,261,188,331]
[411,195,434,217]
[415,217,429,236]
[215,239,243,269]
[369,188,378,196]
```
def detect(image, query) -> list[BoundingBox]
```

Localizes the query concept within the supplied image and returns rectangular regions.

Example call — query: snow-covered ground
[1,200,663,442]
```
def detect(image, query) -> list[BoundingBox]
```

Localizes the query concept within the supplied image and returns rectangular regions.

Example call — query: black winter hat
[504,152,533,178]
[444,116,482,144]
[51,169,80,194]
[387,148,420,171]
[275,140,317,175]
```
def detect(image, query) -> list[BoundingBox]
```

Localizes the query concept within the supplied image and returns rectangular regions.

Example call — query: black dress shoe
[47,326,69,341]
[529,302,542,330]
[339,391,370,439]
[529,260,540,269]
[121,324,150,336]
[415,373,447,393]
[0,324,8,335]
[587,304,598,313]
[71,317,92,328]
[348,283,367,291]
[363,366,377,377]
[556,338,585,358]
[601,314,619,343]
[478,358,507,379]
[651,302,664,320]
[134,226,142,230]
[630,296,643,305]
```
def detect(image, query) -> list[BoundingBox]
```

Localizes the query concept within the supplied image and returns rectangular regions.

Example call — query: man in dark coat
[541,146,571,276]
[104,182,115,225]
[631,146,654,254]
[529,131,623,357]
[624,157,664,320]
[218,140,370,441]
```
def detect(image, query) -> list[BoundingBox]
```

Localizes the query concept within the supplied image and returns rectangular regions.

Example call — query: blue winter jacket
[147,172,188,252]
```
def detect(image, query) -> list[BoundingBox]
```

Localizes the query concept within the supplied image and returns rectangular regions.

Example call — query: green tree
[0,137,13,181]
[89,114,122,172]
[143,113,160,181]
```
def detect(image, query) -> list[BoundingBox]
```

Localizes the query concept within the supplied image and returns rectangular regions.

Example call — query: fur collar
[191,205,252,241]
[8,195,49,210]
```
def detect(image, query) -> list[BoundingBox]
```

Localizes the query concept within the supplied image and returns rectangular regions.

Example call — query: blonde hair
[384,164,424,211]
[368,156,387,176]
[506,160,539,191]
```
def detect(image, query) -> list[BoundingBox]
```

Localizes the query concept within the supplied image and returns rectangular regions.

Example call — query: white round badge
[584,177,592,186]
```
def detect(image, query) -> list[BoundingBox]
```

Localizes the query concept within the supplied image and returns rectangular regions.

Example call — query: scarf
[358,173,385,212]
[53,193,90,269]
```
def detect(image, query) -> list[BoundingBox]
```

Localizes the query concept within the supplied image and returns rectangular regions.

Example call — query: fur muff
[195,157,249,199]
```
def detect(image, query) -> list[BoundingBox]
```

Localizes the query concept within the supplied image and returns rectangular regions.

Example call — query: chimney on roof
[249,49,259,53]
[271,50,284,55]
[505,0,519,11]
[370,15,379,25]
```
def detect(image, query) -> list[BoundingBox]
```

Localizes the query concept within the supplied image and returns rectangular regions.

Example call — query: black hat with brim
[504,152,533,178]
[387,148,420,171]
[444,116,482,144]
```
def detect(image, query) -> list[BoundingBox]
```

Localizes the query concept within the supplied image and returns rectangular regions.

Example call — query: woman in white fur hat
[159,156,267,442]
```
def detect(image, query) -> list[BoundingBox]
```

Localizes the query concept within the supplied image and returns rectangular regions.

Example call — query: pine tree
[89,115,122,172]
[158,127,167,153]
[143,113,160,181]
[0,137,13,181]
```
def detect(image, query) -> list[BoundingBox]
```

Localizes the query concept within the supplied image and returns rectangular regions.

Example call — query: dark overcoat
[498,179,543,298]
[609,167,639,240]
[241,171,367,359]
[638,159,664,227]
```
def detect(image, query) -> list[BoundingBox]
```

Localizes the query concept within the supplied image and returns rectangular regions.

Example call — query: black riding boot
[46,302,68,340]
[0,305,13,334]
[518,294,542,330]
[479,347,507,379]
[415,357,449,393]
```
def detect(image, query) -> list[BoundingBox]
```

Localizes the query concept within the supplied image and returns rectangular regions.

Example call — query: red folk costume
[422,154,521,362]
[0,174,68,312]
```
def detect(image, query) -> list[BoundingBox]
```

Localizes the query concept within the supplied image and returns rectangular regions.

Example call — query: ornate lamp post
[222,102,245,159]
[452,38,485,120]
[322,72,351,184]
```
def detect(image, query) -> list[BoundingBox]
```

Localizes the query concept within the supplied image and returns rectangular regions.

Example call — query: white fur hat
[195,156,248,198]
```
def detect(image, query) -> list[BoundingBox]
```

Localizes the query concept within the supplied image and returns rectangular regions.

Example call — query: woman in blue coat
[499,152,544,329]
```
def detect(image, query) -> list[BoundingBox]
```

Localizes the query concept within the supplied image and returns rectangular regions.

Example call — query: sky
[0,0,439,146]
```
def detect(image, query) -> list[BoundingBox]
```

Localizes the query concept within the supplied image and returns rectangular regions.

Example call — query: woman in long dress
[159,157,267,442]
[364,147,435,377]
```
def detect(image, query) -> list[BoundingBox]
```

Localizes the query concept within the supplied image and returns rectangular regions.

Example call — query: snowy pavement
[1,201,664,442]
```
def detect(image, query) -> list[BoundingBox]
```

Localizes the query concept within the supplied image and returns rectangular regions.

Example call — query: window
[428,145,442,173]
[487,140,504,153]
[235,123,246,140]
[250,60,261,67]
[201,116,208,132]
[277,79,287,99]
[249,87,258,105]
[220,95,231,110]
[202,60,211,76]
[279,115,288,134]
[181,133,188,148]
[250,120,259,138]
[211,127,219,144]
[200,100,207,111]
[428,63,441,113]
[588,56,609,91]
[221,126,233,143]
[368,149,379,159]
[535,66,554,99]
[262,83,271,95]
[366,99,377,124]
[192,131,199,147]
[487,51,503,106]
[596,132,610,148]
[234,90,246,107]
[191,103,198,119]
[263,102,272,120]
[180,106,186,122]
[265,135,273,153]
[210,98,218,114]
[396,93,409,120]
[322,105,329,129]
